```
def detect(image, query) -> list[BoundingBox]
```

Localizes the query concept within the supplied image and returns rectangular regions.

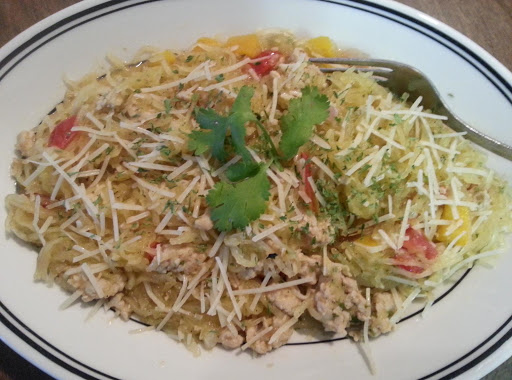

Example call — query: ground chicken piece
[10,159,23,179]
[109,293,132,321]
[296,214,334,248]
[219,328,244,349]
[245,314,293,354]
[16,130,36,157]
[266,286,302,316]
[313,282,351,336]
[194,213,213,231]
[370,292,396,336]
[67,272,126,302]
[297,252,322,284]
[341,276,368,319]
[312,266,369,336]
[147,245,206,276]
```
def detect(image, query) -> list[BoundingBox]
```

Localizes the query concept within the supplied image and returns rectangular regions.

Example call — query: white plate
[1,1,512,379]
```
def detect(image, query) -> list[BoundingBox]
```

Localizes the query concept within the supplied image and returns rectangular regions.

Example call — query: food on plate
[6,31,512,355]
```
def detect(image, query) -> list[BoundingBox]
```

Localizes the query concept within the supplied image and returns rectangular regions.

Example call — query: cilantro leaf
[225,161,260,182]
[228,86,257,161]
[187,86,255,162]
[188,131,214,156]
[278,86,330,160]
[207,164,270,231]
[191,108,229,160]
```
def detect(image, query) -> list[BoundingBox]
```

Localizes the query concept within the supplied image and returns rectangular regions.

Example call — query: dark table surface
[1,0,511,379]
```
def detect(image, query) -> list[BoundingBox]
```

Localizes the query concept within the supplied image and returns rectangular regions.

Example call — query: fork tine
[318,67,391,75]
[309,57,394,77]
[318,67,389,82]
[309,57,396,69]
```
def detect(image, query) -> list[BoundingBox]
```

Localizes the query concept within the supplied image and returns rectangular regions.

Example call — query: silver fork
[310,57,512,161]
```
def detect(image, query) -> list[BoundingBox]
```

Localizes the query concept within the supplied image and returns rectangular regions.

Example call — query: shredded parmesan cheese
[80,263,105,298]
[233,277,314,296]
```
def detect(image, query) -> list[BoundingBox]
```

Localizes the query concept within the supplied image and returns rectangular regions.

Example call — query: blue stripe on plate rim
[0,0,511,379]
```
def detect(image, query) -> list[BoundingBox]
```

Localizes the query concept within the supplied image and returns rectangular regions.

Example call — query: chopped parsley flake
[164,99,172,114]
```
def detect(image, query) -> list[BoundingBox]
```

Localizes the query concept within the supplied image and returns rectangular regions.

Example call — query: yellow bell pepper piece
[225,34,262,58]
[305,36,337,58]
[162,50,176,64]
[150,50,176,65]
[196,37,221,47]
[437,206,471,246]
[355,235,380,247]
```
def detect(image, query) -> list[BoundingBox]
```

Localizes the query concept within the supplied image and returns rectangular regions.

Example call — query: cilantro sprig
[188,86,270,230]
[278,86,330,160]
[187,84,330,232]
[207,164,270,231]
[188,86,256,162]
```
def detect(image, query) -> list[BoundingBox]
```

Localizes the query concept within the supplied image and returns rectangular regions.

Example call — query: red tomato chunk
[396,228,438,273]
[403,227,438,260]
[48,116,79,149]
[395,253,424,274]
[299,153,318,213]
[145,242,161,261]
[249,50,282,77]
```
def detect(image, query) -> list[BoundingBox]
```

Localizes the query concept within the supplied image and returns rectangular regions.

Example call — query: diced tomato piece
[398,264,425,274]
[144,241,162,261]
[249,50,282,77]
[396,228,438,273]
[403,227,438,260]
[300,153,318,213]
[394,253,424,274]
[145,241,160,262]
[48,116,78,149]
